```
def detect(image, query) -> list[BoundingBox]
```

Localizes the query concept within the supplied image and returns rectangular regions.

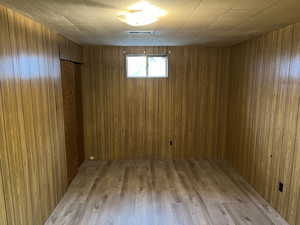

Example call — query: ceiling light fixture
[118,1,167,26]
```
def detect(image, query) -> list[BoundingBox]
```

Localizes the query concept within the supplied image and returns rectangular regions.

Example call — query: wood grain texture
[227,22,300,225]
[82,46,230,160]
[0,164,8,225]
[44,160,289,225]
[0,5,82,225]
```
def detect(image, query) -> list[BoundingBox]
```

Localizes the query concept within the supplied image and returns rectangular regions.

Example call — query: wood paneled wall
[227,23,300,225]
[82,46,230,160]
[0,167,7,225]
[0,5,82,225]
[5,3,300,225]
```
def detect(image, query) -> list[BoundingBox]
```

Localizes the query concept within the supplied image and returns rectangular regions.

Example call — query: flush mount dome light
[118,1,167,26]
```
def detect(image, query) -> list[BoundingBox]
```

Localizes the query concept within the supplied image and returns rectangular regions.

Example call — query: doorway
[60,60,85,184]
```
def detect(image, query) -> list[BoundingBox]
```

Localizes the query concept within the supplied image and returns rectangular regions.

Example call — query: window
[126,55,168,78]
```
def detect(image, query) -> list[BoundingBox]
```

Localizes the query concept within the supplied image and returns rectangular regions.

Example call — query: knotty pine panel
[227,23,300,225]
[0,5,82,225]
[82,46,230,160]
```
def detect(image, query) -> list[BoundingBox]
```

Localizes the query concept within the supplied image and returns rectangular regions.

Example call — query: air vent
[128,31,153,35]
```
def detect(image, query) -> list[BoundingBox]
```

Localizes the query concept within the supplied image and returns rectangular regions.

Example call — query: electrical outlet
[279,182,284,192]
[170,140,173,146]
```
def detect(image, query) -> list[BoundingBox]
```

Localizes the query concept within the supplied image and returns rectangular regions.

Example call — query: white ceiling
[1,0,300,46]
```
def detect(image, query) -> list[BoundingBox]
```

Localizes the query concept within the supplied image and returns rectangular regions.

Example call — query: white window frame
[126,54,169,78]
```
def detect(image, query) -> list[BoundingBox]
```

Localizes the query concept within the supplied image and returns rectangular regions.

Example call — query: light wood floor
[45,160,289,225]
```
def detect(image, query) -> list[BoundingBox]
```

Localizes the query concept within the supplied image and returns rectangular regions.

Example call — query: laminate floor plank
[44,160,290,225]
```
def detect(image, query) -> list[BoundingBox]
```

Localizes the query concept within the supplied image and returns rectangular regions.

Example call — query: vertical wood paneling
[82,46,230,160]
[5,3,300,225]
[0,6,12,225]
[227,22,300,225]
[0,165,7,225]
[0,5,82,225]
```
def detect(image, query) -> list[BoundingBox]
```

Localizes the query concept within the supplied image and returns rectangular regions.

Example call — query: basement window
[126,55,168,78]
